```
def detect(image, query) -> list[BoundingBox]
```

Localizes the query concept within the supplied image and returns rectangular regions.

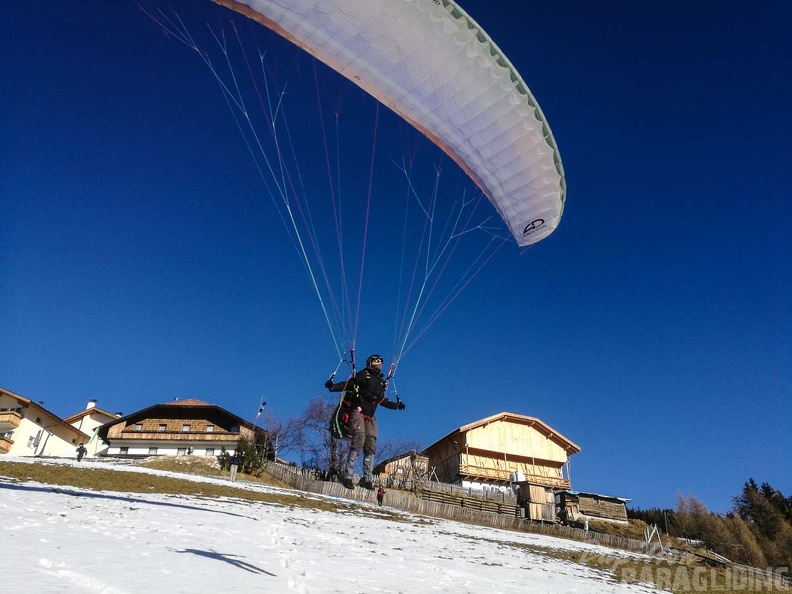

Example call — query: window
[134,423,143,431]
[205,448,214,456]
[148,447,158,455]
[120,447,128,454]
[158,424,166,432]
[230,426,239,433]
[35,417,42,424]
[177,448,187,455]
[205,425,214,433]
[182,424,191,432]
[27,436,34,447]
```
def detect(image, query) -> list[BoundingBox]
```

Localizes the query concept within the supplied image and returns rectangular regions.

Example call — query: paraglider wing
[213,0,566,247]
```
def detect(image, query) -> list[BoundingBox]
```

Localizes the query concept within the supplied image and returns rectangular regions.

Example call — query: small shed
[373,450,429,489]
[511,478,557,522]
[555,490,631,524]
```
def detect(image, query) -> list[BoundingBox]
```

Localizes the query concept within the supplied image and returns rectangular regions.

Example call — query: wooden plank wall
[466,421,569,463]
[578,495,628,522]
[420,487,519,516]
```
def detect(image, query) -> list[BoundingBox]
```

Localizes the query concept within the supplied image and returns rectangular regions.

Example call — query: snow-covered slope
[1,458,665,593]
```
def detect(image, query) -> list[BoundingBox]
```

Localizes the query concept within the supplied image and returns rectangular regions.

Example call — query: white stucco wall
[460,479,510,494]
[68,415,112,457]
[5,418,84,458]
[105,444,220,457]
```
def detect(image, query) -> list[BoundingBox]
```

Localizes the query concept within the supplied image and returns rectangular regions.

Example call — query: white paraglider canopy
[213,0,566,247]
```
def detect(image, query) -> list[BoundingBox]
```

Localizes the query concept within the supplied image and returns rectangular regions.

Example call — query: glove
[397,401,405,410]
[325,379,334,390]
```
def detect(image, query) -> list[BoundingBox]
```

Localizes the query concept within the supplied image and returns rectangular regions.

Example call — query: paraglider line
[352,102,380,343]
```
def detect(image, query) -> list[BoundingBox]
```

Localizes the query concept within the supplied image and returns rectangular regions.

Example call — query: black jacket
[329,366,399,417]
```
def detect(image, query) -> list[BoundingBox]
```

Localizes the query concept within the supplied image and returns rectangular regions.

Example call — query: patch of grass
[528,546,785,593]
[587,518,677,548]
[0,459,426,526]
[137,456,292,489]
[436,531,783,594]
[136,456,223,476]
[0,461,339,512]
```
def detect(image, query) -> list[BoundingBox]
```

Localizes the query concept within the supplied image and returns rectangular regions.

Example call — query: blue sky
[3,0,790,513]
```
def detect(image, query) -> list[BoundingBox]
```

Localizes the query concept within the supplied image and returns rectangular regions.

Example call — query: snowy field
[1,457,666,593]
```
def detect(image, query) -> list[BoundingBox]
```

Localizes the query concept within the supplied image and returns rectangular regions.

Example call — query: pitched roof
[1,386,32,405]
[63,406,120,423]
[0,386,92,441]
[423,411,581,454]
[376,449,427,467]
[558,490,632,503]
[95,398,261,440]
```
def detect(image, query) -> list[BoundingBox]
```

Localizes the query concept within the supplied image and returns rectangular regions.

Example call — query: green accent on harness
[329,385,359,441]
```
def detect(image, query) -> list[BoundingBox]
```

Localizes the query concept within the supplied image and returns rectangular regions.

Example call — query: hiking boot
[359,478,374,490]
[342,478,354,490]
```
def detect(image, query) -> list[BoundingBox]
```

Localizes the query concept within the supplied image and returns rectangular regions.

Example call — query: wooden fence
[263,463,662,556]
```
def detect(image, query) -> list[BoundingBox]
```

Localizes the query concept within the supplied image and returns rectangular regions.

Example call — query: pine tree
[724,514,767,566]
[732,479,792,568]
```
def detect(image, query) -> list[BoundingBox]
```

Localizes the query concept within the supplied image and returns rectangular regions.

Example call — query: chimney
[86,400,97,410]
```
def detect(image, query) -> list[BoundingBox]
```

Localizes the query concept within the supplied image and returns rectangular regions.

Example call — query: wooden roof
[96,398,260,440]
[424,411,581,455]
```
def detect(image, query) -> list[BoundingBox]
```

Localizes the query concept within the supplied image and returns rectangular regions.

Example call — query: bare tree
[258,410,302,460]
[272,395,421,483]
[375,435,423,467]
[285,394,347,479]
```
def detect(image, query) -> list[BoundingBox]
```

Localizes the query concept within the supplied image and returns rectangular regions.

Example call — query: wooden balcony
[519,475,570,490]
[117,430,240,442]
[0,410,22,432]
[0,436,13,453]
[458,464,570,490]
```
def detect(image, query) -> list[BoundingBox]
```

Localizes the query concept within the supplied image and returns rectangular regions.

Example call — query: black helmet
[366,354,383,367]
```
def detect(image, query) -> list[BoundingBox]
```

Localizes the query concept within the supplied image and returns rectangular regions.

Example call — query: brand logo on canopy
[522,219,546,237]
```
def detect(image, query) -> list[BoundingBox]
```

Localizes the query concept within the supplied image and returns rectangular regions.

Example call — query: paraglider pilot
[325,354,405,490]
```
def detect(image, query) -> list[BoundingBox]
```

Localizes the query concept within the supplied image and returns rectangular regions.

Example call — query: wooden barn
[421,412,580,492]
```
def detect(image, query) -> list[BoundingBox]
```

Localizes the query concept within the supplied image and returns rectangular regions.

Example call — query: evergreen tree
[734,479,785,540]
[732,479,792,568]
[645,481,791,569]
[235,435,264,473]
[724,514,767,566]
